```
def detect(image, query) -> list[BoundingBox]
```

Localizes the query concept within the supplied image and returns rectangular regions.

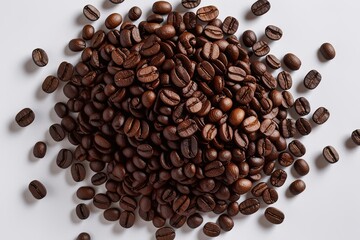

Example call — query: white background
[0,0,359,239]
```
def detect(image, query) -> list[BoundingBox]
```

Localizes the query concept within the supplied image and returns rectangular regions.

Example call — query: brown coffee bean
[293,159,310,176]
[177,119,198,138]
[312,107,330,125]
[42,75,59,93]
[76,186,95,200]
[32,48,48,67]
[203,222,221,237]
[265,25,283,40]
[222,16,239,35]
[160,89,180,106]
[76,203,90,220]
[242,30,257,47]
[270,169,287,187]
[103,208,121,221]
[83,4,100,21]
[187,213,203,229]
[320,42,336,60]
[251,0,271,16]
[128,6,142,21]
[202,124,217,141]
[323,146,339,163]
[182,0,201,9]
[152,1,172,15]
[218,214,234,232]
[251,182,268,197]
[76,232,91,240]
[252,41,270,57]
[197,6,219,22]
[262,188,278,204]
[15,108,35,127]
[82,25,94,40]
[71,163,86,182]
[264,207,284,224]
[28,180,47,199]
[69,38,86,52]
[119,211,135,228]
[33,141,47,158]
[289,179,306,195]
[283,53,301,70]
[239,198,260,215]
[296,118,312,136]
[266,54,281,69]
[288,140,306,157]
[57,61,74,82]
[304,70,322,89]
[156,227,175,240]
[277,71,292,90]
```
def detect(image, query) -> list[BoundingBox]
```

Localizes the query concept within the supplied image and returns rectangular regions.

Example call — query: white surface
[0,0,359,239]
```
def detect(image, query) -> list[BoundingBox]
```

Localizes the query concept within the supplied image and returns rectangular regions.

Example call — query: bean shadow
[314,152,329,170]
[8,119,21,133]
[173,2,187,13]
[36,83,47,100]
[70,207,82,224]
[76,13,89,26]
[258,215,274,229]
[197,228,211,240]
[64,45,78,57]
[49,154,62,175]
[285,187,296,199]
[103,0,116,10]
[344,136,357,150]
[317,50,328,63]
[65,168,77,187]
[244,9,257,21]
[290,165,301,179]
[23,57,38,74]
[22,188,37,205]
[28,147,39,163]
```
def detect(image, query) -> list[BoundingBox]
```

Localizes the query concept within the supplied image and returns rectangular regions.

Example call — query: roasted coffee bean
[77,232,91,240]
[76,203,90,220]
[104,208,121,221]
[82,25,94,40]
[109,0,124,3]
[277,71,292,90]
[218,214,234,232]
[264,207,284,224]
[181,136,198,158]
[266,54,281,69]
[105,13,122,29]
[137,144,154,158]
[278,152,294,167]
[270,169,287,187]
[251,0,271,16]
[351,129,360,145]
[119,211,135,228]
[202,42,220,60]
[242,116,260,133]
[312,107,330,125]
[203,222,221,237]
[42,76,59,93]
[120,196,137,212]
[185,213,202,229]
[83,4,100,21]
[202,124,217,141]
[93,193,111,209]
[280,118,296,138]
[304,70,322,90]
[197,6,219,22]
[294,159,310,176]
[69,38,86,52]
[251,182,268,197]
[32,48,48,67]
[76,186,95,200]
[152,1,172,15]
[320,42,336,60]
[28,180,47,199]
[289,179,306,195]
[252,41,270,57]
[260,119,276,137]
[296,118,312,136]
[57,61,74,82]
[226,201,239,216]
[294,97,311,116]
[288,140,306,157]
[56,149,73,169]
[323,146,339,163]
[33,141,47,158]
[182,0,201,9]
[283,53,301,70]
[239,198,260,215]
[229,108,245,127]
[265,25,283,40]
[222,16,239,35]
[156,227,175,240]
[262,188,278,204]
[177,119,198,138]
[15,108,35,127]
[228,66,246,82]
[49,124,66,142]
[71,163,86,182]
[91,172,108,186]
[204,160,225,177]
[160,89,180,106]
[242,30,257,47]
[54,102,68,118]
[128,6,142,21]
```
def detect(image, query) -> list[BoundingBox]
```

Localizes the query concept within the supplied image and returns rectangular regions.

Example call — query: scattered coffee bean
[203,222,221,237]
[76,186,95,200]
[128,7,142,21]
[323,146,339,163]
[155,227,175,240]
[283,53,301,70]
[264,207,284,224]
[293,159,310,176]
[304,69,322,90]
[320,42,336,60]
[109,0,124,4]
[187,213,203,228]
[289,179,306,195]
[251,0,271,16]
[119,211,135,228]
[262,187,278,204]
[270,169,287,187]
[265,25,283,40]
[266,54,281,69]
[28,180,47,199]
[76,203,90,220]
[105,13,122,29]
[197,6,219,22]
[312,107,330,124]
[49,124,66,142]
[294,97,311,116]
[222,16,239,35]
[252,41,270,57]
[242,30,257,47]
[42,76,59,93]
[288,140,306,157]
[182,0,201,9]
[296,118,312,136]
[76,232,91,240]
[218,214,234,231]
[239,198,260,215]
[277,71,292,90]
[82,25,95,40]
[32,48,48,67]
[33,141,47,158]
[15,108,35,127]
[351,129,360,145]
[103,208,121,221]
[153,1,172,15]
[83,4,100,21]
[251,182,268,197]
[71,163,86,182]
[69,38,86,52]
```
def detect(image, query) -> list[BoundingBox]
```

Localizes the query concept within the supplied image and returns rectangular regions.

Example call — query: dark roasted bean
[304,70,322,89]
[28,180,47,199]
[197,6,219,22]
[32,48,48,67]
[312,107,330,124]
[264,207,284,224]
[15,108,35,127]
[323,146,339,163]
[83,4,100,21]
[251,0,271,16]
[320,42,336,60]
[239,198,260,215]
[203,222,221,237]
[265,25,283,40]
[289,179,306,195]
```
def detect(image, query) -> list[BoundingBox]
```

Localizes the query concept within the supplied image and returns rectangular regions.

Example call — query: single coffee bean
[56,149,73,169]
[288,140,306,157]
[293,159,310,176]
[197,6,219,22]
[242,30,257,47]
[203,222,221,237]
[312,107,330,124]
[42,75,59,93]
[105,13,123,29]
[177,119,198,138]
[152,1,172,15]
[76,186,95,200]
[155,227,175,240]
[251,0,271,16]
[187,213,203,228]
[76,203,90,220]
[351,129,360,145]
[93,193,111,209]
[77,232,91,240]
[320,42,336,60]
[109,0,124,3]
[265,25,283,40]
[252,41,270,57]
[181,136,198,158]
[264,207,284,224]
[202,124,217,141]
[289,179,306,195]
[262,188,278,204]
[49,124,66,142]
[283,53,301,70]
[103,208,121,221]
[119,211,135,228]
[280,118,296,138]
[239,198,260,215]
[83,4,100,21]
[218,214,234,232]
[278,152,294,167]
[277,71,292,90]
[120,196,138,212]
[182,0,201,9]
[32,48,48,67]
[91,172,108,186]
[222,16,239,35]
[266,54,281,69]
[33,141,47,158]
[54,102,68,119]
[82,25,94,40]
[296,118,312,136]
[204,160,225,178]
[270,169,287,187]
[128,6,142,21]
[304,69,322,89]
[260,119,276,137]
[28,180,47,199]
[71,163,86,182]
[251,182,268,197]
[294,97,311,116]
[323,146,339,163]
[57,61,74,82]
[69,38,86,52]
[15,108,35,127]
[229,108,245,127]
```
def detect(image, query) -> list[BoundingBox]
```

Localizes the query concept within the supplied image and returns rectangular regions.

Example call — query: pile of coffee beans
[17,0,344,239]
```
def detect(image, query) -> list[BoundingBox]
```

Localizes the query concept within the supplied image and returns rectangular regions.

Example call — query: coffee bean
[294,159,310,176]
[28,180,47,199]
[278,152,294,167]
[187,213,203,228]
[49,124,66,142]
[32,48,48,67]
[197,61,215,81]
[294,97,311,116]
[181,135,198,158]
[152,1,172,15]
[280,119,296,138]
[265,25,282,41]
[260,119,276,137]
[242,30,257,47]
[137,144,154,158]
[312,107,330,124]
[109,0,124,3]
[242,116,260,133]
[323,146,339,163]
[252,41,270,57]
[182,0,201,9]
[283,53,301,70]
[103,208,121,221]
[69,38,86,52]
[91,172,108,186]
[251,0,271,16]
[71,163,86,182]
[93,193,111,209]
[197,6,219,22]
[303,69,322,90]
[120,196,137,212]
[33,141,47,158]
[264,207,284,224]
[202,124,217,141]
[222,16,239,35]
[177,119,198,138]
[83,4,100,21]
[288,140,306,157]
[57,149,73,169]
[119,211,135,228]
[15,108,35,127]
[105,13,123,29]
[265,54,281,69]
[277,71,292,90]
[296,118,312,136]
[156,227,175,240]
[160,89,180,106]
[54,102,68,118]
[42,75,59,93]
[239,198,260,215]
[320,42,336,60]
[82,25,94,40]
[262,188,278,204]
[289,179,306,195]
[228,66,246,82]
[227,202,239,216]
[76,186,95,200]
[76,203,90,220]
[77,232,91,240]
[203,222,221,237]
[270,169,287,187]
[128,6,142,21]
[57,61,74,82]
[251,182,268,197]
[351,129,360,145]
[205,160,225,178]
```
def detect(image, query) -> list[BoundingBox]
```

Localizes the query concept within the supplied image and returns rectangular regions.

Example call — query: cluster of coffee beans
[16,0,345,239]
